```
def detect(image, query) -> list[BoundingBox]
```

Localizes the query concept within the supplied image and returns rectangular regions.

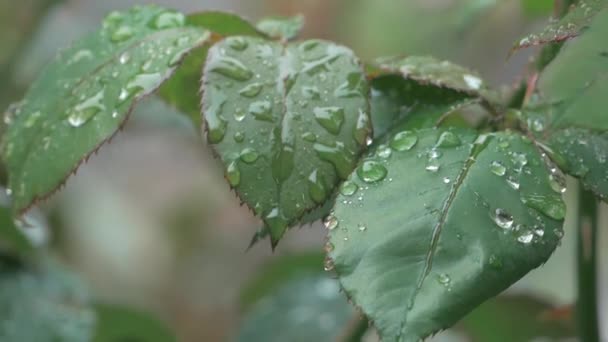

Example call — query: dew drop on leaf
[314,107,345,135]
[226,161,241,187]
[249,101,273,122]
[324,214,338,230]
[357,161,387,183]
[517,232,534,244]
[390,131,418,151]
[209,56,253,81]
[493,208,514,230]
[313,143,354,179]
[227,37,248,51]
[111,25,134,43]
[308,169,327,204]
[240,148,260,164]
[239,83,263,98]
[340,181,358,196]
[490,161,507,176]
[148,10,185,29]
[435,131,461,148]
[67,89,106,127]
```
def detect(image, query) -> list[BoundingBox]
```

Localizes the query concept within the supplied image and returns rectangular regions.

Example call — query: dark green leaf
[457,295,575,341]
[520,0,554,17]
[256,15,305,41]
[327,128,565,341]
[0,259,95,341]
[237,274,354,342]
[202,37,371,245]
[158,12,265,125]
[94,304,175,342]
[0,5,211,213]
[513,0,607,51]
[525,10,608,200]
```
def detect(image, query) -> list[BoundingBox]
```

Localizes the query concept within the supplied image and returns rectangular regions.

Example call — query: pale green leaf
[202,37,371,246]
[256,15,305,41]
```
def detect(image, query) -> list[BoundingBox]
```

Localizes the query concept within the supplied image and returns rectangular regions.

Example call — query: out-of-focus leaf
[513,0,606,51]
[0,5,211,214]
[94,304,175,342]
[159,12,265,126]
[201,37,370,246]
[524,10,608,200]
[328,128,565,341]
[256,15,305,41]
[237,274,354,342]
[0,205,31,255]
[0,259,95,342]
[457,295,575,342]
[520,0,554,17]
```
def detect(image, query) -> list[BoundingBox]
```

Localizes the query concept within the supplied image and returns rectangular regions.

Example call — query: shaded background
[0,0,605,341]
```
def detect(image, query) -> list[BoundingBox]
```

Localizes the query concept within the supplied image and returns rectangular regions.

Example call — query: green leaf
[256,15,305,41]
[327,128,565,341]
[457,295,575,341]
[94,304,175,342]
[0,5,211,214]
[0,259,95,341]
[520,0,554,17]
[159,12,265,125]
[0,204,32,255]
[525,9,608,200]
[201,37,371,246]
[513,0,607,51]
[236,274,354,342]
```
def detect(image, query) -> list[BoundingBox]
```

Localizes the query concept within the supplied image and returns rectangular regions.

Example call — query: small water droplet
[239,83,263,98]
[233,131,245,142]
[340,181,358,196]
[314,107,345,135]
[490,161,507,176]
[148,10,185,30]
[437,273,451,286]
[517,232,534,244]
[376,145,392,159]
[240,148,259,163]
[324,214,338,230]
[111,25,134,42]
[549,174,567,194]
[119,52,131,64]
[67,89,106,127]
[354,109,370,146]
[226,161,241,186]
[463,74,482,90]
[357,161,387,183]
[493,208,514,230]
[534,228,545,237]
[391,131,418,151]
[249,101,273,122]
[227,37,248,51]
[233,108,246,122]
[435,131,461,148]
[69,49,94,64]
[443,177,451,184]
[358,224,367,232]
[511,153,528,172]
[506,176,520,190]
[209,56,253,81]
[206,94,227,143]
[425,162,440,173]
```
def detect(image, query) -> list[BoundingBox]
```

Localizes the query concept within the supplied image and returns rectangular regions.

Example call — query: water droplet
[324,257,335,271]
[340,181,358,196]
[308,170,327,204]
[443,177,451,184]
[226,161,241,186]
[353,109,370,146]
[67,89,106,127]
[249,101,273,122]
[301,132,317,142]
[233,131,245,142]
[463,74,482,90]
[358,224,367,232]
[111,25,134,42]
[233,108,246,122]
[377,145,392,159]
[549,174,567,194]
[357,161,387,183]
[493,208,514,230]
[313,142,355,179]
[209,56,253,81]
[521,193,566,220]
[490,161,507,176]
[119,52,131,65]
[324,214,338,230]
[437,273,451,286]
[517,232,534,244]
[227,37,248,51]
[120,73,162,103]
[506,176,520,190]
[302,86,321,100]
[206,94,227,143]
[334,72,362,98]
[425,163,440,173]
[435,131,461,148]
[239,83,263,98]
[149,10,185,29]
[265,208,287,239]
[534,228,544,237]
[240,148,259,163]
[391,131,418,151]
[314,107,345,135]
[530,118,545,132]
[511,153,528,172]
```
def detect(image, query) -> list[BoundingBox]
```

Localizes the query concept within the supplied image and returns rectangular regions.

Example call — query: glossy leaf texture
[0,5,211,213]
[367,56,496,103]
[158,12,266,125]
[327,128,565,341]
[237,274,354,342]
[524,9,608,200]
[0,259,95,341]
[513,0,607,51]
[201,37,371,245]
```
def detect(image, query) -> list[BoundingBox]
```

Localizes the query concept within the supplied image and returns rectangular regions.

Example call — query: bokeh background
[1,0,606,341]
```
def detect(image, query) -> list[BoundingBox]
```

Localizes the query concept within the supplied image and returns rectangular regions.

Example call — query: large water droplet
[521,193,566,220]
[149,10,185,29]
[206,94,227,143]
[391,131,418,151]
[240,148,259,163]
[435,131,461,148]
[249,101,273,122]
[239,83,263,98]
[265,208,287,239]
[493,208,514,230]
[308,170,327,204]
[490,161,507,176]
[313,142,355,179]
[209,56,253,81]
[314,107,345,135]
[357,161,387,183]
[324,214,338,230]
[67,89,106,127]
[340,181,358,196]
[226,161,241,187]
[111,25,134,43]
[376,145,392,159]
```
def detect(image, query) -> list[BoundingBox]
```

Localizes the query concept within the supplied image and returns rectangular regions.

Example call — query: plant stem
[576,184,600,342]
